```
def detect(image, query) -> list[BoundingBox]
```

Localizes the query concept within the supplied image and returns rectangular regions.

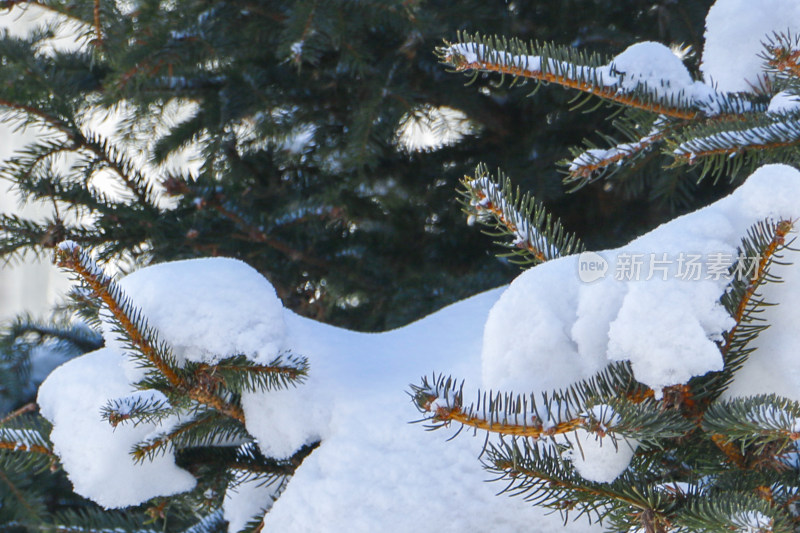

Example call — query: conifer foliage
[410,5,800,532]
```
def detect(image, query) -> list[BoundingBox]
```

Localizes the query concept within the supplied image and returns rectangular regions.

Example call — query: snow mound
[483,163,800,397]
[608,41,716,106]
[482,164,800,482]
[768,91,800,114]
[103,257,287,369]
[37,348,196,508]
[702,0,800,93]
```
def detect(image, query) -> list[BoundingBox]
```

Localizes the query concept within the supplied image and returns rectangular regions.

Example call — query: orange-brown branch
[708,220,794,467]
[674,139,800,164]
[55,246,184,388]
[55,244,248,424]
[470,189,548,263]
[431,403,583,438]
[93,0,103,48]
[445,54,698,120]
[0,403,36,426]
[767,47,800,78]
[568,132,667,181]
[723,219,794,356]
[493,458,654,511]
[0,440,53,456]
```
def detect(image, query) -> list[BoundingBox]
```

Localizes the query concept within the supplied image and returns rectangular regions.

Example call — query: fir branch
[0,403,37,426]
[672,117,800,182]
[677,493,794,533]
[0,430,52,457]
[54,241,183,388]
[411,376,583,438]
[163,176,330,269]
[6,317,103,354]
[179,441,320,481]
[484,439,671,528]
[763,32,800,82]
[410,366,689,446]
[0,467,47,525]
[189,353,309,395]
[708,219,795,397]
[0,98,74,137]
[54,242,246,423]
[459,163,584,266]
[438,34,702,119]
[132,411,250,463]
[566,129,666,184]
[76,131,159,209]
[101,393,176,429]
[47,507,160,533]
[703,394,800,458]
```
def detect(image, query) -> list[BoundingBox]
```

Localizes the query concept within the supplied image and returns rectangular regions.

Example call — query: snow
[701,0,800,93]
[35,163,800,525]
[607,41,718,109]
[447,40,727,115]
[482,164,800,480]
[768,91,800,114]
[561,405,638,483]
[102,257,288,372]
[37,258,596,530]
[28,0,800,526]
[222,474,280,533]
[37,348,196,508]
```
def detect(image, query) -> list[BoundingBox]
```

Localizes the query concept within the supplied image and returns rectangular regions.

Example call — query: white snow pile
[701,0,800,93]
[482,164,800,482]
[103,258,288,369]
[37,257,590,531]
[768,91,800,114]
[35,164,800,529]
[37,347,197,507]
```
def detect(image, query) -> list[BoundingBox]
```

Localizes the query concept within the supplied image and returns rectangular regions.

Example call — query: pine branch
[54,241,183,387]
[677,493,794,533]
[132,411,250,463]
[566,129,667,185]
[0,414,56,473]
[703,394,800,459]
[437,33,734,120]
[54,241,246,423]
[763,32,800,83]
[410,366,690,446]
[101,392,177,429]
[697,219,796,403]
[459,163,584,266]
[76,131,159,209]
[188,353,309,395]
[0,467,47,525]
[47,507,160,533]
[672,117,800,182]
[483,439,670,528]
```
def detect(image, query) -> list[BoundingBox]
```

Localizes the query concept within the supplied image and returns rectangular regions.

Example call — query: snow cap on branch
[38,348,196,508]
[103,257,288,375]
[483,163,800,409]
[701,0,800,92]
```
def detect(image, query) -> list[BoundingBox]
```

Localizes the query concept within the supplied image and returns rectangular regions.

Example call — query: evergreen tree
[0,0,739,531]
[411,8,800,533]
[0,0,711,331]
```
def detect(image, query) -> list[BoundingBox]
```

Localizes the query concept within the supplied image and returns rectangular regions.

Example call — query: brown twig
[443,51,699,120]
[93,0,102,48]
[55,243,246,423]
